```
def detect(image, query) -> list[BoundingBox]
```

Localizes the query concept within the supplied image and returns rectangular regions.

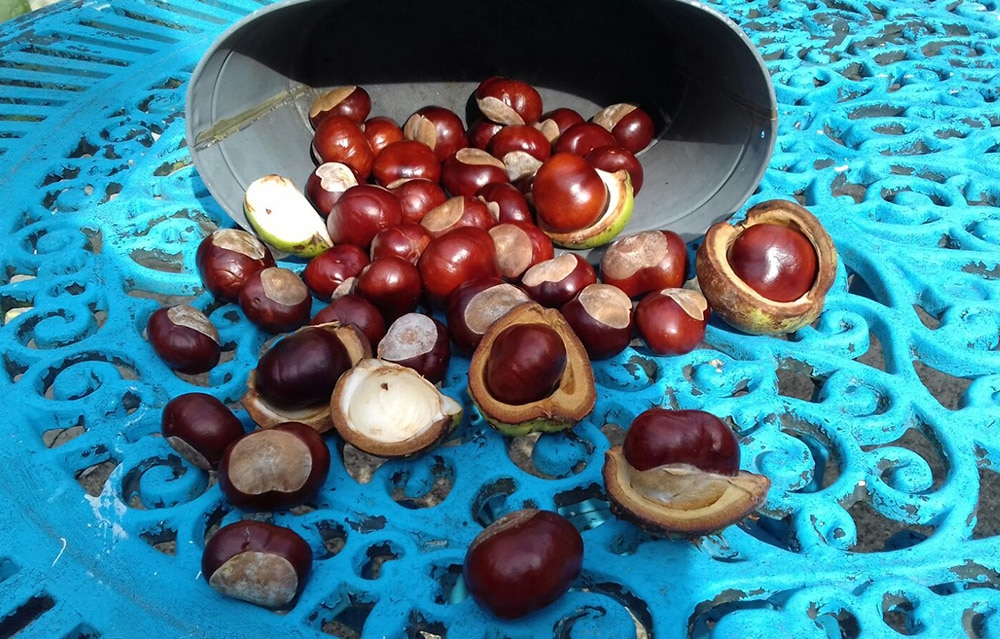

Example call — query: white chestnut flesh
[243,174,333,257]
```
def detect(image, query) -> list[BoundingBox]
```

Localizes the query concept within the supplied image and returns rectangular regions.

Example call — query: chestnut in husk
[695,199,837,335]
[146,304,221,374]
[161,392,244,470]
[202,520,312,609]
[463,509,583,619]
[485,323,567,405]
[603,408,770,538]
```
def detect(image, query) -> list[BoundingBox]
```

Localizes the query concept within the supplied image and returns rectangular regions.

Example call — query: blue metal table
[1,1,999,637]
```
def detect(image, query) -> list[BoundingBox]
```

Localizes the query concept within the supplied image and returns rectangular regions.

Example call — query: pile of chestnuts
[143,76,838,619]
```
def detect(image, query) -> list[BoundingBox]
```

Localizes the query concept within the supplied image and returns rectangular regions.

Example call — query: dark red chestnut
[552,121,616,156]
[463,509,583,619]
[623,408,739,475]
[585,145,644,194]
[488,222,554,280]
[302,244,370,301]
[591,103,656,154]
[485,322,567,405]
[531,153,608,231]
[634,288,710,356]
[371,139,441,187]
[520,253,598,308]
[475,77,544,125]
[312,114,374,180]
[309,85,371,127]
[488,124,551,180]
[535,107,584,143]
[218,421,331,511]
[560,283,634,360]
[403,106,468,161]
[600,230,688,298]
[391,177,448,224]
[196,228,276,303]
[354,255,423,321]
[239,267,312,334]
[440,148,509,197]
[161,392,244,469]
[468,119,504,150]
[305,161,360,215]
[417,226,501,306]
[727,223,818,303]
[377,312,450,384]
[326,184,403,249]
[255,325,355,411]
[420,195,496,238]
[362,115,405,158]
[370,222,432,265]
[476,181,532,224]
[202,520,312,609]
[445,277,531,354]
[147,304,221,374]
[311,294,387,347]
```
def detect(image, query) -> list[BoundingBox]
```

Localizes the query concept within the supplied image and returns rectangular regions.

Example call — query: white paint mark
[52,537,67,566]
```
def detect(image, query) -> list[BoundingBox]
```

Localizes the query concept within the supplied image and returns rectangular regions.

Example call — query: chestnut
[468,118,504,150]
[239,267,312,334]
[531,153,608,232]
[243,174,334,258]
[488,124,551,181]
[591,103,656,154]
[485,323,567,405]
[377,312,450,384]
[420,195,496,238]
[196,228,276,303]
[309,85,371,127]
[146,304,221,374]
[440,148,509,198]
[585,145,644,194]
[202,520,312,609]
[326,184,403,249]
[695,199,837,335]
[552,121,616,156]
[603,408,770,537]
[371,139,441,187]
[535,107,584,143]
[417,226,500,306]
[403,106,468,161]
[305,162,359,215]
[311,294,387,347]
[727,223,817,303]
[600,230,688,298]
[475,76,544,125]
[463,509,583,619]
[445,277,531,354]
[161,392,244,469]
[476,181,533,224]
[487,222,554,281]
[354,255,423,321]
[302,244,370,301]
[370,222,433,265]
[362,115,405,158]
[634,288,709,356]
[520,253,598,308]
[391,177,448,224]
[312,114,374,180]
[560,283,634,360]
[218,421,331,511]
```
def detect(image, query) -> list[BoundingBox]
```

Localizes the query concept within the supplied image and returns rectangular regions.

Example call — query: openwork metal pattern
[0,0,998,637]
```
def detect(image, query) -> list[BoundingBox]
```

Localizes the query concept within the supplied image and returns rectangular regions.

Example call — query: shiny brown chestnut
[377,312,450,384]
[354,255,423,321]
[420,195,496,238]
[634,288,710,356]
[391,177,448,224]
[585,145,644,194]
[305,161,359,215]
[695,199,837,335]
[161,392,244,470]
[591,103,656,154]
[445,277,531,354]
[302,244,370,301]
[475,77,543,126]
[488,222,554,281]
[535,107,585,143]
[196,228,276,303]
[488,124,551,181]
[463,509,583,619]
[476,181,533,224]
[311,294,387,347]
[202,520,312,609]
[440,148,509,197]
[326,184,403,249]
[520,253,598,308]
[485,323,567,405]
[560,283,634,360]
[600,230,688,298]
[603,408,770,538]
[552,121,617,156]
[362,115,404,158]
[403,106,468,161]
[309,85,371,127]
[218,421,331,511]
[728,223,817,303]
[531,153,608,232]
[147,304,221,374]
[239,267,312,334]
[371,139,441,187]
[417,226,501,306]
[370,222,433,265]
[311,114,374,180]
[468,119,504,150]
